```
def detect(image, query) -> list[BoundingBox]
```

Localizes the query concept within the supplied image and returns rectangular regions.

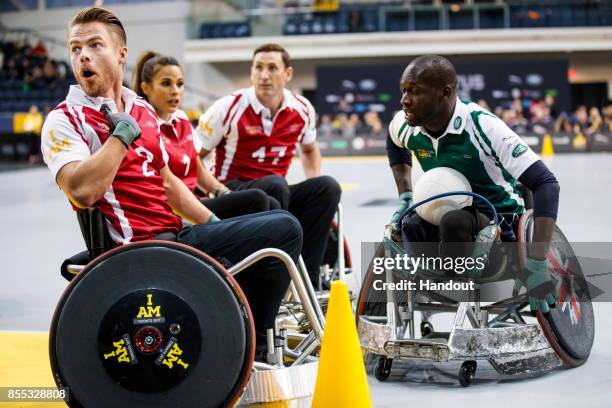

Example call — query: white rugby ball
[413,167,473,226]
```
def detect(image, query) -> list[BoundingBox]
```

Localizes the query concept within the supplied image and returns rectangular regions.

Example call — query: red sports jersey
[196,87,316,183]
[42,85,182,244]
[158,109,199,192]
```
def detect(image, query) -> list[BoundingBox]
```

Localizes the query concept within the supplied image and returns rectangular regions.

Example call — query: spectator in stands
[25,66,45,89]
[340,113,356,138]
[318,114,333,139]
[505,108,529,134]
[544,93,558,119]
[364,111,384,137]
[512,97,523,117]
[24,104,43,163]
[586,107,603,134]
[553,112,573,133]
[42,59,59,88]
[571,105,589,133]
[331,112,346,136]
[23,104,43,135]
[6,57,21,80]
[348,113,363,135]
[603,104,612,132]
[530,100,552,134]
[29,40,47,59]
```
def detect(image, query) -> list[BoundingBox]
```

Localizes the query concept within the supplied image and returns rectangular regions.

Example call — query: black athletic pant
[176,210,302,353]
[401,206,490,258]
[201,189,270,218]
[226,175,342,286]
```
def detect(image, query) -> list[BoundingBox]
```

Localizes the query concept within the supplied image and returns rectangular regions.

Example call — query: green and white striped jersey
[389,98,540,215]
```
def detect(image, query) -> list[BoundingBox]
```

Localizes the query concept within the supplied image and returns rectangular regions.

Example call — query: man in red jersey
[197,43,341,287]
[41,7,302,357]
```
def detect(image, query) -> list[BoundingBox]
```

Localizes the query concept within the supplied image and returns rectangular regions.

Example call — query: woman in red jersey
[133,51,270,218]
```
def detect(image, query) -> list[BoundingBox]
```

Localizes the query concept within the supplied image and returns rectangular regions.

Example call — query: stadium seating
[277,1,612,38]
[0,78,73,114]
[190,1,612,39]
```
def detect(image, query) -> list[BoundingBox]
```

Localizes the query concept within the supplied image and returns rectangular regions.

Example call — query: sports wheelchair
[356,190,594,386]
[51,206,350,407]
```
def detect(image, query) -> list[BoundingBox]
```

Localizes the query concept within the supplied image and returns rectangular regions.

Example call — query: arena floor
[1,154,611,407]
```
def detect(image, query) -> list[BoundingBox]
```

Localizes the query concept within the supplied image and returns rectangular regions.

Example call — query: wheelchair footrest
[449,325,552,359]
[488,348,562,376]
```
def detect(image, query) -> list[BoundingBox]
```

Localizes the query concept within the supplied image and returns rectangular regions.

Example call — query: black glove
[101,104,141,148]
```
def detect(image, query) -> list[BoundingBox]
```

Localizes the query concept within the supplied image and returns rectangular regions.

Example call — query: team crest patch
[453,116,462,130]
[245,126,262,136]
[512,144,528,157]
[198,119,213,137]
[416,149,434,159]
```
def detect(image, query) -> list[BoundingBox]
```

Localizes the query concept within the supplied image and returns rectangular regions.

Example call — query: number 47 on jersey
[251,146,288,165]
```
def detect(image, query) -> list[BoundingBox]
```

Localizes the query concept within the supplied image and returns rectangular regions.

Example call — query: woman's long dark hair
[133,50,181,100]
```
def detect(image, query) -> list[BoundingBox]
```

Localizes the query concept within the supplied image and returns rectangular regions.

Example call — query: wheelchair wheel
[356,241,387,323]
[518,210,595,367]
[50,241,255,408]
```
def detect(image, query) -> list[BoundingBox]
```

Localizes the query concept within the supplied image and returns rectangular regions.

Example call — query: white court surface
[1,153,611,407]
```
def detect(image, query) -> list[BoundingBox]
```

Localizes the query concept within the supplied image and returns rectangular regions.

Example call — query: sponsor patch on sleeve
[512,144,528,158]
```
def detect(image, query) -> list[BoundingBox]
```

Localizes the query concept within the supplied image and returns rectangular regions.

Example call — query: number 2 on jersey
[251,146,287,165]
[135,146,155,177]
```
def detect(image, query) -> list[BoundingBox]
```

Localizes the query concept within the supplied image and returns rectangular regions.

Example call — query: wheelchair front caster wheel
[458,361,477,387]
[421,321,434,337]
[374,357,393,381]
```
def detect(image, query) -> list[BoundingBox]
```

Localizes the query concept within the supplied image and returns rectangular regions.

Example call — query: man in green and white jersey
[387,55,560,314]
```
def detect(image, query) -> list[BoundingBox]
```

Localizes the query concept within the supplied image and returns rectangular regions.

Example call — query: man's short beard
[80,80,105,97]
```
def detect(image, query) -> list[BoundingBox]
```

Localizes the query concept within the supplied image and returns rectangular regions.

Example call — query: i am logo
[162,343,189,370]
[103,339,130,363]
[136,294,162,319]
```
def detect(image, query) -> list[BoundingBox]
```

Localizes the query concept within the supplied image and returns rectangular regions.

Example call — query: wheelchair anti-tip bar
[399,191,499,227]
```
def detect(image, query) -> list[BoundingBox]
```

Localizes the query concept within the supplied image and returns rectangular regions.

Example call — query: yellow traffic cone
[312,281,372,408]
[541,134,555,156]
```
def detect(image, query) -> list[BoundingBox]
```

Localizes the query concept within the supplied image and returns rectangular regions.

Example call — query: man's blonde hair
[69,7,127,46]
